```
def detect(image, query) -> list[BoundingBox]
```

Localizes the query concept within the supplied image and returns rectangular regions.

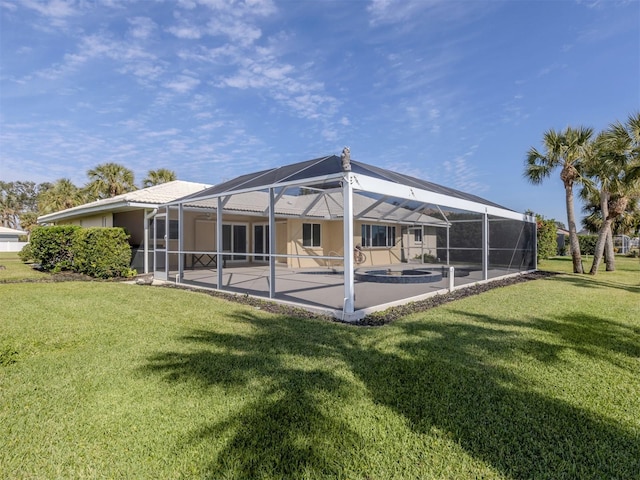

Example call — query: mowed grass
[0,252,47,282]
[1,255,638,479]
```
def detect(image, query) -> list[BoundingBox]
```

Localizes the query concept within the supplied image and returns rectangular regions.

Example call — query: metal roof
[180,189,448,225]
[175,155,510,211]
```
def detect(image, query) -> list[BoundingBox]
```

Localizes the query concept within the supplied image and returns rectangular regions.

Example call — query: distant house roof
[38,180,211,224]
[0,226,27,237]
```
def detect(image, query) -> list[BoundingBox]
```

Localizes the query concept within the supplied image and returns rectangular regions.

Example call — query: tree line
[0,163,176,233]
[525,112,640,275]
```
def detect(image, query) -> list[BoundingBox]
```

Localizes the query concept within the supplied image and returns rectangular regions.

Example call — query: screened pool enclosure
[151,152,536,321]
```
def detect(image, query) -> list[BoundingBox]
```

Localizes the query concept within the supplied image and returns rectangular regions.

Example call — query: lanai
[153,151,536,320]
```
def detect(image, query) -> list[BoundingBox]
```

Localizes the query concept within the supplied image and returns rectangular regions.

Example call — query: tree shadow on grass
[356,318,640,479]
[144,313,364,479]
[557,274,640,293]
[143,310,640,479]
[445,310,640,370]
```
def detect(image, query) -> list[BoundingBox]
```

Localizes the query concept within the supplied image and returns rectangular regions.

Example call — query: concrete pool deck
[161,263,523,320]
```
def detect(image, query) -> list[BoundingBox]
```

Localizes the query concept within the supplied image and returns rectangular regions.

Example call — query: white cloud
[128,17,157,39]
[164,74,201,93]
[440,149,487,193]
[167,24,202,39]
[33,32,163,83]
[195,0,276,17]
[143,128,181,138]
[0,1,17,12]
[21,0,77,19]
[207,18,262,46]
[368,0,451,26]
[367,0,492,33]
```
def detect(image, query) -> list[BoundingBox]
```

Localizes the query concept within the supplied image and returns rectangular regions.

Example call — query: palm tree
[37,179,85,215]
[0,182,19,229]
[142,168,177,188]
[525,126,593,273]
[86,163,136,200]
[586,113,640,275]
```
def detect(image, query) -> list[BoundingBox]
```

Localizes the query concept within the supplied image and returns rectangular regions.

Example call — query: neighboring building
[613,235,631,254]
[37,181,211,272]
[0,226,27,242]
[0,226,28,252]
[557,228,569,255]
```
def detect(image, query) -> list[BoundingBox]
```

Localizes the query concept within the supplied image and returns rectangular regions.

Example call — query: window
[151,219,179,240]
[413,229,422,243]
[302,223,321,247]
[361,224,396,247]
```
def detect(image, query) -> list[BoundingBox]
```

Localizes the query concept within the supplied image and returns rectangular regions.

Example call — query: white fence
[0,241,28,252]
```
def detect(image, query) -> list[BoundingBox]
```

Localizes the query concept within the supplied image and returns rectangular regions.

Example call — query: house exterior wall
[401,226,439,263]
[176,212,442,270]
[113,211,144,245]
[56,213,113,228]
[0,241,28,252]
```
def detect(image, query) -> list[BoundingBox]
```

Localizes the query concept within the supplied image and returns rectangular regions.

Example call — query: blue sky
[1,0,638,224]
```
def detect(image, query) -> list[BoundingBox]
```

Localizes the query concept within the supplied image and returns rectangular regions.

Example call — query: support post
[217,197,223,290]
[164,207,169,280]
[178,203,184,282]
[446,224,450,265]
[532,216,538,270]
[269,188,276,298]
[143,209,149,274]
[449,266,455,291]
[482,212,489,280]
[343,173,355,315]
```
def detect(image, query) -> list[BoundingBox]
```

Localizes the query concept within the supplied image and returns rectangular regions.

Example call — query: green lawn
[0,251,47,282]
[1,255,638,479]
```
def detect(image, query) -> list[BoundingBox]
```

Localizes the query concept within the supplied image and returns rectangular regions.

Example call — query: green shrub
[578,235,598,256]
[535,215,557,261]
[29,225,80,272]
[27,225,134,278]
[422,253,438,263]
[18,243,33,263]
[72,228,134,278]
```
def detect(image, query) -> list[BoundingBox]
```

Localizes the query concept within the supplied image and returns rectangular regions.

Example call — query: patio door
[153,213,167,280]
[253,224,269,262]
[222,224,247,262]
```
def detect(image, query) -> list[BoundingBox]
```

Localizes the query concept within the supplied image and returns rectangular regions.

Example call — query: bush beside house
[578,235,598,256]
[536,215,557,261]
[21,226,135,278]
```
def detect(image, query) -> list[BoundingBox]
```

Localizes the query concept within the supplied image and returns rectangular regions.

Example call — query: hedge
[29,225,80,272]
[536,216,557,261]
[73,228,134,278]
[25,226,135,278]
[578,235,598,256]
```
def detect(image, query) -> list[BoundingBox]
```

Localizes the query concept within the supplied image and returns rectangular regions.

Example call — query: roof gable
[38,180,211,223]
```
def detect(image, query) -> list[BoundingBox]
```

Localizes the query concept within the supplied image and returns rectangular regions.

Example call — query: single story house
[37,180,211,272]
[0,226,27,241]
[0,226,28,252]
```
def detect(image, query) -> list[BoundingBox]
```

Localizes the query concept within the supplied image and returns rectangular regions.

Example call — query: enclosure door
[222,224,247,262]
[253,224,270,262]
[153,213,167,280]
